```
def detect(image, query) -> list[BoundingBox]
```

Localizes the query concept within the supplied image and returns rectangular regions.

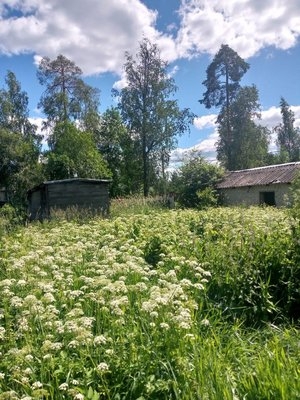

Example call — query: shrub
[0,204,25,236]
[170,154,223,208]
[286,173,300,219]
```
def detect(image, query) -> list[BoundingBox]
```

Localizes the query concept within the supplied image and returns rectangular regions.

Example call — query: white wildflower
[24,367,33,375]
[31,381,43,389]
[93,335,107,345]
[74,394,85,400]
[150,311,158,318]
[201,318,210,326]
[96,362,109,372]
[160,322,170,330]
[0,327,5,340]
[193,283,204,290]
[184,333,195,340]
[43,292,56,303]
[178,321,190,329]
[68,340,79,348]
[59,382,69,391]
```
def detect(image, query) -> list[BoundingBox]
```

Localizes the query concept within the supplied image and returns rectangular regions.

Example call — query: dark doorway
[259,191,275,206]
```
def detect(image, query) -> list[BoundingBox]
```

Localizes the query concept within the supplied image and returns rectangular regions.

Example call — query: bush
[286,173,300,219]
[170,154,223,208]
[0,204,25,236]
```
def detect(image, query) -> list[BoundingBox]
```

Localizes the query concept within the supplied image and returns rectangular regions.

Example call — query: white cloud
[0,0,160,74]
[1,0,300,77]
[194,114,217,130]
[176,0,300,59]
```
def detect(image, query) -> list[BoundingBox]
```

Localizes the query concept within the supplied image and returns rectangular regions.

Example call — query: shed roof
[28,178,111,194]
[217,162,300,189]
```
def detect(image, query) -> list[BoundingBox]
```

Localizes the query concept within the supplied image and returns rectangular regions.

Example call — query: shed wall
[28,180,110,220]
[47,181,109,214]
[0,188,7,205]
[29,190,42,219]
[220,183,290,207]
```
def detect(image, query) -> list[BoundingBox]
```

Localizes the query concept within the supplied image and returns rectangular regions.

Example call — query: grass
[0,205,299,399]
[110,195,168,218]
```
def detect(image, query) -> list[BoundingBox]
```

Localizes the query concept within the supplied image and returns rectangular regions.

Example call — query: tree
[274,97,300,162]
[114,38,194,196]
[70,78,101,133]
[37,54,100,136]
[44,122,111,180]
[96,107,141,196]
[0,70,39,139]
[217,86,270,170]
[0,128,43,206]
[0,71,42,206]
[170,153,224,208]
[200,44,249,169]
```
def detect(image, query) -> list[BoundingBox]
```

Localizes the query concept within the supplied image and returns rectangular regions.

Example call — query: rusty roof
[217,162,300,189]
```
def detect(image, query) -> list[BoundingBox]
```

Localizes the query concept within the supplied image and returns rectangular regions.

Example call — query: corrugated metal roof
[217,162,300,189]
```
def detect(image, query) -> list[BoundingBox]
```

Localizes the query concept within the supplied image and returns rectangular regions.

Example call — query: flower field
[0,207,299,399]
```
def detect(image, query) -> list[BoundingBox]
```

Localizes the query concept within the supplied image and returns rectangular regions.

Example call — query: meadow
[0,204,299,399]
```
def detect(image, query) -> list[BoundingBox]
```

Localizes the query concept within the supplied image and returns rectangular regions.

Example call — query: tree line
[1,39,300,208]
[200,44,300,170]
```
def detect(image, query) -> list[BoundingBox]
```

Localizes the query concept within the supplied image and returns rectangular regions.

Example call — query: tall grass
[110,195,167,218]
[0,207,299,399]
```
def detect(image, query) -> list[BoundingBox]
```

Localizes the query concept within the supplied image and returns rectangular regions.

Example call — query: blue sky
[1,0,300,163]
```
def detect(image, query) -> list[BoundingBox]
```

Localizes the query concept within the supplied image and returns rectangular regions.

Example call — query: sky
[1,0,300,165]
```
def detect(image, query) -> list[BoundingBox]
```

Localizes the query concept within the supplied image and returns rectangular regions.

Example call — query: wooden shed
[28,178,111,220]
[0,187,7,207]
[217,162,300,207]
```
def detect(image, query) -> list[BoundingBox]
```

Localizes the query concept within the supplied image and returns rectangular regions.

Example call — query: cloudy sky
[1,0,300,162]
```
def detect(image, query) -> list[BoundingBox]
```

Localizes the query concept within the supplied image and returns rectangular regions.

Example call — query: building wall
[28,180,110,220]
[0,187,7,206]
[220,183,291,207]
[28,190,43,220]
[47,181,109,213]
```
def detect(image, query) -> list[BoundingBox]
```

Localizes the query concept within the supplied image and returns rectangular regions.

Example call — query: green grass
[110,195,168,218]
[0,207,299,399]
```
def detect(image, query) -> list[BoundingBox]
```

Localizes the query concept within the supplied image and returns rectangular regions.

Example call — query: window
[259,191,275,206]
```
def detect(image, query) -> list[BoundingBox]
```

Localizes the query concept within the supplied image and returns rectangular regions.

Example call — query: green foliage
[0,71,39,139]
[37,54,100,133]
[110,196,167,218]
[144,235,163,266]
[0,71,42,207]
[0,204,25,237]
[200,44,250,110]
[171,154,223,208]
[0,207,299,398]
[190,207,300,324]
[200,44,249,170]
[96,107,142,196]
[275,97,300,162]
[0,128,43,206]
[114,38,194,196]
[217,85,270,170]
[44,122,111,180]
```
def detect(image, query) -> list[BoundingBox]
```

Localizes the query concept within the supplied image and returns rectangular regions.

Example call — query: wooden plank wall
[47,181,109,213]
